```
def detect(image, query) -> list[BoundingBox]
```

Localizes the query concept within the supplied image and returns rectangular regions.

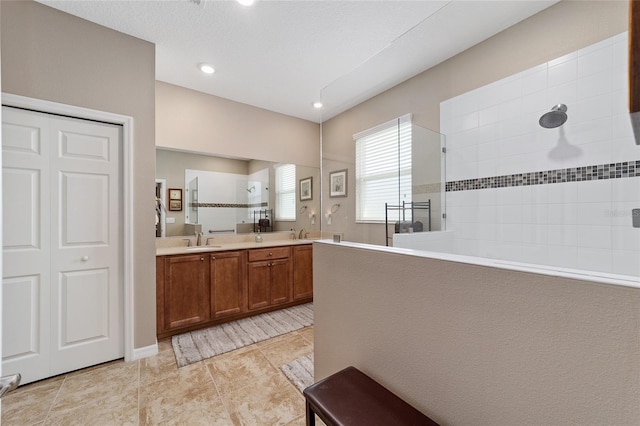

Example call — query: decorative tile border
[190,202,268,208]
[445,160,640,192]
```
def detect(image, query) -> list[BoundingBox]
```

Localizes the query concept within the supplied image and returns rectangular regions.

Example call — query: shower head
[539,104,568,129]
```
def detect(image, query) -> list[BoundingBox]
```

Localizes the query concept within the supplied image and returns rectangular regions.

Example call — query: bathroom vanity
[156,240,313,339]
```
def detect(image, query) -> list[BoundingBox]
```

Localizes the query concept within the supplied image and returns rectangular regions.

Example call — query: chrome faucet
[206,237,216,246]
[291,228,296,240]
[298,228,305,240]
[196,232,204,246]
[182,238,192,247]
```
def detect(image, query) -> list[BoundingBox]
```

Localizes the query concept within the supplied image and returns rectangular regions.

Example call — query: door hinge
[442,147,446,154]
[442,213,446,219]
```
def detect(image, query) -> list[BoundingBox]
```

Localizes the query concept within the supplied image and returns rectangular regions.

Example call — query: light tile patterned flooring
[1,326,317,425]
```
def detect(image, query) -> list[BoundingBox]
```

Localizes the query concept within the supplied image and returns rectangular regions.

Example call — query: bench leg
[306,400,316,426]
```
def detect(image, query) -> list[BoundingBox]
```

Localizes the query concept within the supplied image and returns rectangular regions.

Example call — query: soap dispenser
[255,232,263,243]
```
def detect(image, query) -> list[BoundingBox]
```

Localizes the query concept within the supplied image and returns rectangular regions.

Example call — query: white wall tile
[612,250,640,276]
[576,225,612,249]
[577,45,612,78]
[547,224,578,247]
[576,247,612,273]
[576,202,613,226]
[438,33,635,276]
[548,58,577,88]
[577,179,612,203]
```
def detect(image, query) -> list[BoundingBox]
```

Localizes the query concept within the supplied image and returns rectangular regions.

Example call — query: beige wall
[321,0,628,244]
[1,1,157,349]
[313,241,640,425]
[156,81,321,168]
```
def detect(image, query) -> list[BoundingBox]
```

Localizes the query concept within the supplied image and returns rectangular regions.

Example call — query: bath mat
[281,353,314,393]
[172,303,313,367]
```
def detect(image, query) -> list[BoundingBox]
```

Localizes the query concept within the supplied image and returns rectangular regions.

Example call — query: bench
[303,366,439,426]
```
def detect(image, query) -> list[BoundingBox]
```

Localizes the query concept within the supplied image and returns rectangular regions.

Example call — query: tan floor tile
[1,376,64,426]
[155,396,232,426]
[51,360,139,415]
[224,373,306,426]
[45,388,138,426]
[259,333,313,368]
[297,326,314,345]
[140,363,221,425]
[140,347,179,384]
[207,347,278,394]
[157,338,174,353]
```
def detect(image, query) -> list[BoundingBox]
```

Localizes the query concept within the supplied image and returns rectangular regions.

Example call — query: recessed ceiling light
[312,101,323,109]
[199,63,215,74]
[236,0,255,6]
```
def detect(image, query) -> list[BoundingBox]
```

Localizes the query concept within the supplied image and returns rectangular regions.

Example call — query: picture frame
[299,176,313,201]
[329,169,348,198]
[168,188,182,211]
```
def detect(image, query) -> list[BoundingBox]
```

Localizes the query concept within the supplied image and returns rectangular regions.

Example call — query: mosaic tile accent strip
[191,202,268,208]
[445,160,640,192]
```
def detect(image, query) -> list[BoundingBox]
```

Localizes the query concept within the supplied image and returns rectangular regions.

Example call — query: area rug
[172,303,313,367]
[281,353,314,393]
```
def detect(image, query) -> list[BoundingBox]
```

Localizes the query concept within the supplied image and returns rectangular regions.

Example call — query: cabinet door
[247,260,271,311]
[293,245,313,300]
[270,258,291,306]
[210,251,245,319]
[164,254,209,330]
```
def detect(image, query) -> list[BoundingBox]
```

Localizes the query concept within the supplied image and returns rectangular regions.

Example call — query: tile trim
[445,160,640,192]
[190,202,268,208]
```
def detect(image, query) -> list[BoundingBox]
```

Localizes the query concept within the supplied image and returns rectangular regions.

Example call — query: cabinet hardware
[200,257,204,261]
[211,257,216,261]
[269,252,273,256]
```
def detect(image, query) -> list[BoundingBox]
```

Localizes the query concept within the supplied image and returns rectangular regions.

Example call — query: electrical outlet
[166,217,176,224]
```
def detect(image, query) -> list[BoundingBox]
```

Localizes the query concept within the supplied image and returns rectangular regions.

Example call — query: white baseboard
[131,342,158,360]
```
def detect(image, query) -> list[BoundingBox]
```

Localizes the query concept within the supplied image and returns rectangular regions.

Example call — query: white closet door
[2,107,123,384]
[2,108,52,383]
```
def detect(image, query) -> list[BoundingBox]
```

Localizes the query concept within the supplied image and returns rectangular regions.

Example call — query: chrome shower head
[539,104,568,129]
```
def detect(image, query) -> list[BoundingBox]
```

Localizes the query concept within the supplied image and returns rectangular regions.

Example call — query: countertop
[156,239,316,256]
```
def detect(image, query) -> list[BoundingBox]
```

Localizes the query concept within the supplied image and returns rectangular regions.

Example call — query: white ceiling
[38,0,558,123]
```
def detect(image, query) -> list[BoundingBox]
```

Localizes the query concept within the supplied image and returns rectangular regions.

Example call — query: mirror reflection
[156,148,320,237]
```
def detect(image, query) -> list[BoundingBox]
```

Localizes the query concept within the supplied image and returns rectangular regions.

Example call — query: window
[275,163,296,221]
[354,114,412,222]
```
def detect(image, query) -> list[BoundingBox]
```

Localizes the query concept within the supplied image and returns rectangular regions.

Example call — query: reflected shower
[539,104,568,128]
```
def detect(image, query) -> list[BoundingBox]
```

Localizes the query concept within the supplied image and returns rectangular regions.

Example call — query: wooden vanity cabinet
[157,244,312,338]
[210,250,245,319]
[292,245,313,300]
[161,254,210,331]
[247,247,292,310]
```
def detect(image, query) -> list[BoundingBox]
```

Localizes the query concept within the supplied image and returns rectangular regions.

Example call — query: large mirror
[156,148,320,238]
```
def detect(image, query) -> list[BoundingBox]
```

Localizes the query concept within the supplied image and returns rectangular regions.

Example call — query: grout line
[42,374,67,423]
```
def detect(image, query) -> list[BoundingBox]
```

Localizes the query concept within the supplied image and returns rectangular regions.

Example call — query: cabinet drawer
[248,246,290,262]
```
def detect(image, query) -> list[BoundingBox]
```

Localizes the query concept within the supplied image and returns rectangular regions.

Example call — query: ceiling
[38,0,558,123]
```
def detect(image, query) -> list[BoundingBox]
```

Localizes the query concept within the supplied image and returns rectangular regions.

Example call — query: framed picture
[168,188,182,211]
[329,169,348,198]
[299,177,313,201]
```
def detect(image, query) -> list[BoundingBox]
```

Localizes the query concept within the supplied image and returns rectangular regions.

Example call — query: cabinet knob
[269,252,273,256]
[200,257,204,262]
[211,256,215,261]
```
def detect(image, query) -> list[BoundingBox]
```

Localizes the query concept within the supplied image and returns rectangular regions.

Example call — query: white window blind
[355,114,412,222]
[275,164,296,221]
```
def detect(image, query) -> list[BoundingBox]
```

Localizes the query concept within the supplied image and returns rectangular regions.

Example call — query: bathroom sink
[186,245,222,251]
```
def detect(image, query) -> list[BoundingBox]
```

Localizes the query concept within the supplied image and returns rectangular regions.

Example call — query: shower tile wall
[441,32,640,277]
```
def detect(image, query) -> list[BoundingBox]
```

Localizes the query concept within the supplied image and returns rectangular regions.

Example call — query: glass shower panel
[187,177,198,224]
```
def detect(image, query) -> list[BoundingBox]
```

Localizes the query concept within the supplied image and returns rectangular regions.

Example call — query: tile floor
[1,326,319,425]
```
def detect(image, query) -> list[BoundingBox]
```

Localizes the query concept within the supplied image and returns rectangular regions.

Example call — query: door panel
[2,107,123,384]
[59,268,109,346]
[60,172,110,245]
[2,108,51,384]
[49,116,122,376]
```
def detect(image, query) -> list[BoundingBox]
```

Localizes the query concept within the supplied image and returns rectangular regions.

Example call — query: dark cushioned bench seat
[303,366,439,426]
